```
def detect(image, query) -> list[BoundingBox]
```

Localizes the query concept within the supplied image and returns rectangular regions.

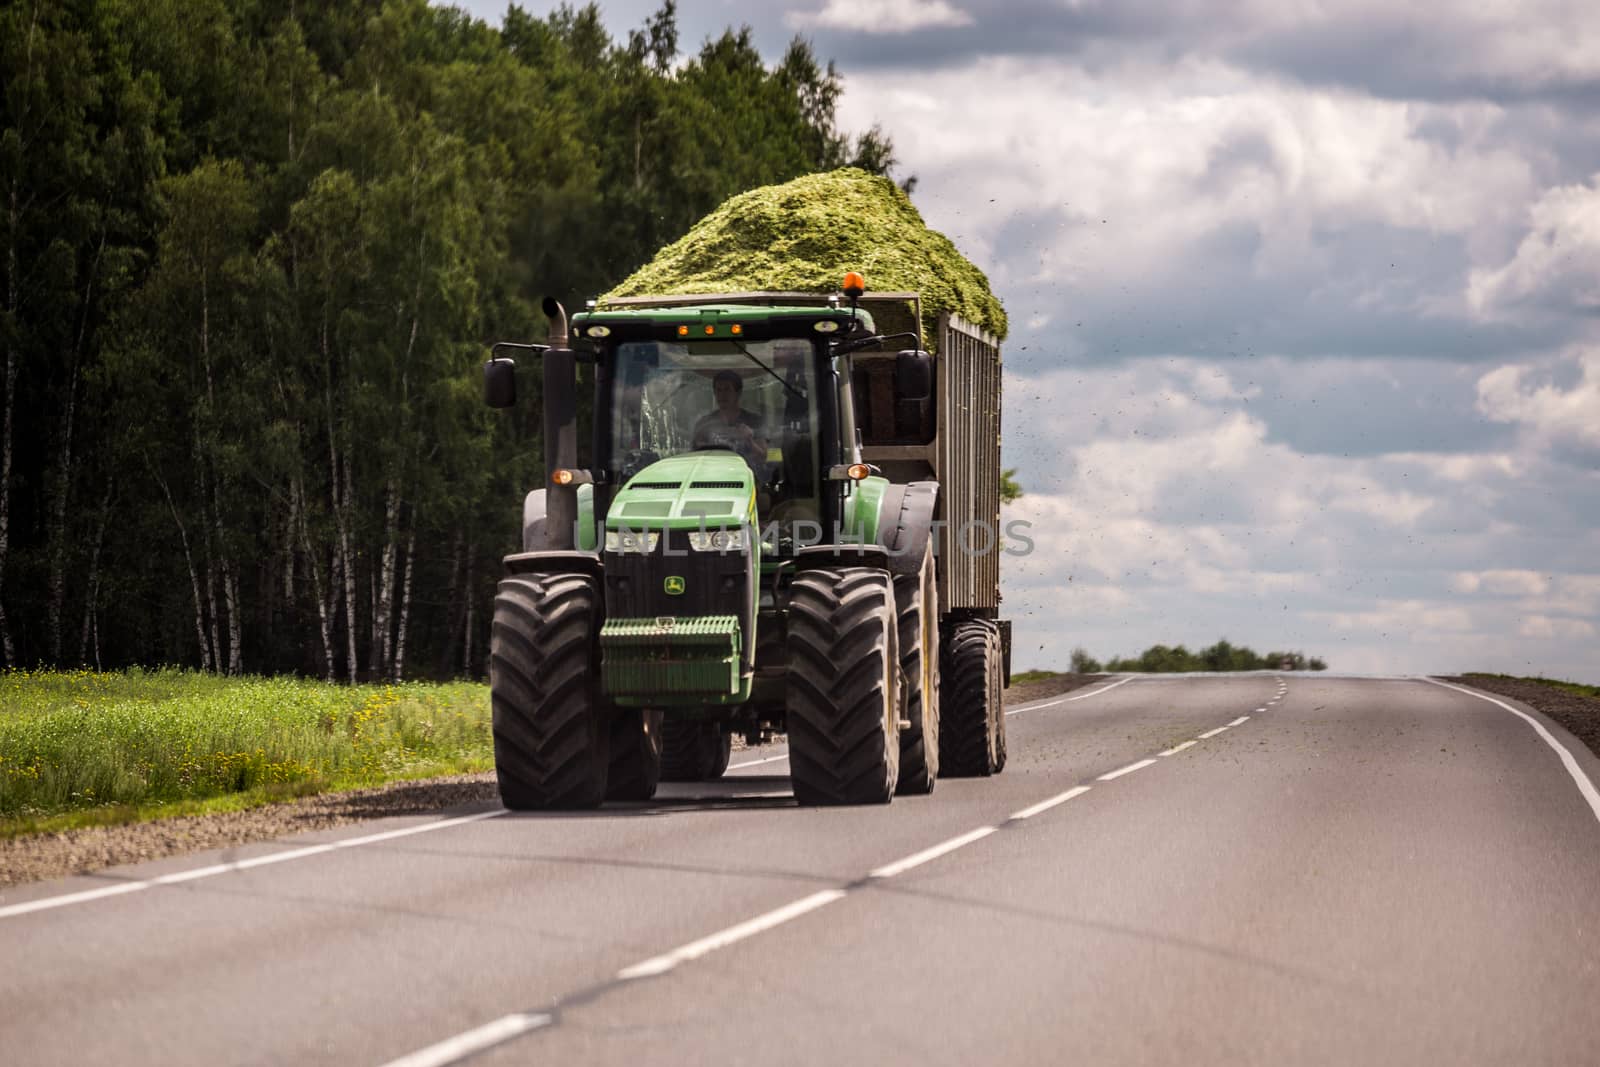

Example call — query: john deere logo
[663,576,686,596]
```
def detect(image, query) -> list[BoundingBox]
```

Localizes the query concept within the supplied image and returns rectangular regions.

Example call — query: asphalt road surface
[5,674,1600,1066]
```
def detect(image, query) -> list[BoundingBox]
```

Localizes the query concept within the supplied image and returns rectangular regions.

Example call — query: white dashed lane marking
[1098,758,1158,781]
[1197,726,1230,739]
[1159,740,1198,756]
[1008,786,1093,821]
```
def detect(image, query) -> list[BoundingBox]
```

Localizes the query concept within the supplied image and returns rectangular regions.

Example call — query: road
[4,674,1599,1066]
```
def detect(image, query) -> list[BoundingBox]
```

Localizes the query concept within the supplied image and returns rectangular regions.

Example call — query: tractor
[482,275,1009,807]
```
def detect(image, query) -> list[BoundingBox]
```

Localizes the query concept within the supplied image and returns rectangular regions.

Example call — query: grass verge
[1,668,492,837]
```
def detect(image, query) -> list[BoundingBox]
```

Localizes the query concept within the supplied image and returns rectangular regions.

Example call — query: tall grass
[0,668,492,824]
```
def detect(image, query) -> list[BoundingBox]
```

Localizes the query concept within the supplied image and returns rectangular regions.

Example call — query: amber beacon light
[841,271,866,299]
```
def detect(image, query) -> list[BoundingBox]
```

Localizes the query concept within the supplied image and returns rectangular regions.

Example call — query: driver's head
[713,370,742,413]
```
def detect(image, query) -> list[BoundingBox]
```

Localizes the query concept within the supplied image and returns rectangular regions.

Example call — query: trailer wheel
[606,709,662,801]
[786,567,900,805]
[489,574,609,809]
[659,719,731,781]
[893,550,940,795]
[938,619,1002,777]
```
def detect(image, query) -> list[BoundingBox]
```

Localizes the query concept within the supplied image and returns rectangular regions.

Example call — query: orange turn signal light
[846,463,870,481]
[731,323,743,335]
[677,325,689,337]
[704,324,715,335]
[552,469,575,486]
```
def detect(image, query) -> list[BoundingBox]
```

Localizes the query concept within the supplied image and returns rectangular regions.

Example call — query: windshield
[610,339,822,524]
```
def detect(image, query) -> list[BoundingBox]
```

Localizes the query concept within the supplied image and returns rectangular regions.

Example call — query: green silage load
[604,168,1007,342]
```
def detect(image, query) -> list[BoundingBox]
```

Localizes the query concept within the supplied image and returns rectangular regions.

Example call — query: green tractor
[482,276,1010,807]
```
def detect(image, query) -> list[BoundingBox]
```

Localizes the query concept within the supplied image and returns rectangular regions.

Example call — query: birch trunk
[154,463,211,672]
[47,363,76,661]
[372,478,399,675]
[48,225,104,662]
[392,524,415,682]
[438,531,462,677]
[294,478,336,681]
[0,338,14,667]
[77,479,112,665]
[0,182,18,665]
[461,539,475,677]
[340,440,358,684]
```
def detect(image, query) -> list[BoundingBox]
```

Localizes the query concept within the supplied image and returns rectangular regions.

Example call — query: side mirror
[484,358,516,408]
[895,350,933,400]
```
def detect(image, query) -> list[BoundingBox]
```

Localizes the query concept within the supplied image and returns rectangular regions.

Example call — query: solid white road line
[727,752,790,770]
[1159,740,1198,756]
[378,1013,553,1067]
[1008,786,1092,821]
[1422,677,1600,828]
[0,810,507,921]
[1197,726,1230,739]
[868,826,998,878]
[1098,758,1158,781]
[1255,707,1266,712]
[617,889,848,980]
[1006,675,1135,715]
[1228,715,1251,727]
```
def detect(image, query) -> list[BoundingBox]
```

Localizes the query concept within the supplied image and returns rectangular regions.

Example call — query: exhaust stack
[542,296,578,550]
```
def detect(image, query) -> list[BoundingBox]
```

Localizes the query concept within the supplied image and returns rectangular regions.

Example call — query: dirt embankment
[1444,675,1600,761]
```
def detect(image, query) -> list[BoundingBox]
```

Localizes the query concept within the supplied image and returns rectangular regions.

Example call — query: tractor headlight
[605,529,660,553]
[686,528,746,552]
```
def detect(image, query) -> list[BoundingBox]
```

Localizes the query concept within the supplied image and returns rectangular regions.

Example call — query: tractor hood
[606,453,756,531]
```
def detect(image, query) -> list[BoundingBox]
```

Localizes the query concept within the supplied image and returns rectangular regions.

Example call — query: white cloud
[1518,615,1598,640]
[787,0,972,34]
[1476,347,1600,453]
[1451,570,1551,596]
[1469,175,1600,318]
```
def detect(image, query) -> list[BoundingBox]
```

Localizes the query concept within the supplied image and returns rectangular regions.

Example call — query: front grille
[603,532,755,671]
[629,481,680,490]
[689,481,743,489]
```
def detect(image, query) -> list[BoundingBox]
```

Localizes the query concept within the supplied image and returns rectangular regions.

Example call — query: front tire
[786,568,901,806]
[489,574,610,809]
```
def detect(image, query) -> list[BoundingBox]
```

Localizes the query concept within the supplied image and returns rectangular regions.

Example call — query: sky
[454,0,1600,682]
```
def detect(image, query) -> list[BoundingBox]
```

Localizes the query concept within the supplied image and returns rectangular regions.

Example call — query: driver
[692,370,768,473]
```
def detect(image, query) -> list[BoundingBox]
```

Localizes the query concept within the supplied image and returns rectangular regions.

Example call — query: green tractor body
[483,287,1009,808]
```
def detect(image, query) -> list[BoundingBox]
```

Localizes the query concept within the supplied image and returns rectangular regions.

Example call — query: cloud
[1451,570,1551,596]
[1475,347,1600,459]
[1000,355,1600,680]
[1518,615,1597,640]
[841,56,1560,370]
[807,0,1600,104]
[787,0,972,34]
[1468,175,1600,319]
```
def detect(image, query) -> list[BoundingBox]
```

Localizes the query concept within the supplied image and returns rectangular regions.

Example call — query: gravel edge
[1441,674,1600,763]
[0,774,500,890]
[5,672,1103,889]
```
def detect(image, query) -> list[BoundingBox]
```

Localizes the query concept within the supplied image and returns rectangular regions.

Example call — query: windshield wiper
[730,341,806,402]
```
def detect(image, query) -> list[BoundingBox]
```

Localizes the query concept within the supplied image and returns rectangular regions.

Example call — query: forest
[0,0,906,681]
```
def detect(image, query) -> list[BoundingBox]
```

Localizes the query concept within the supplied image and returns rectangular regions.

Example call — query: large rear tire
[938,619,1003,777]
[489,574,609,809]
[893,550,939,795]
[659,719,732,782]
[786,567,900,805]
[606,709,662,801]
